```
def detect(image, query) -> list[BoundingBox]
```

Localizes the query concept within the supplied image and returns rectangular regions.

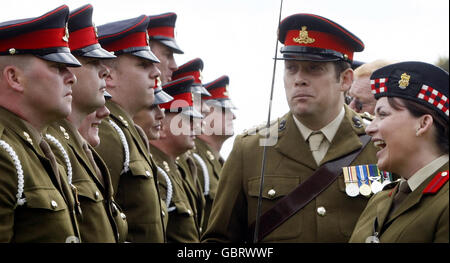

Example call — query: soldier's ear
[3,65,25,92]
[339,68,354,92]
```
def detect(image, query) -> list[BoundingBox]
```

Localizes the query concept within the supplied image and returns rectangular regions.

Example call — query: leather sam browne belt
[248,134,371,243]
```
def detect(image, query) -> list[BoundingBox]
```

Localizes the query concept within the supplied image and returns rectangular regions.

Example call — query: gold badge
[156,77,162,88]
[9,48,16,55]
[206,150,215,161]
[118,116,128,127]
[59,126,70,140]
[163,161,170,172]
[293,26,315,44]
[145,31,150,45]
[23,132,33,145]
[223,84,230,97]
[62,23,69,42]
[93,23,98,38]
[398,73,410,89]
[199,71,204,82]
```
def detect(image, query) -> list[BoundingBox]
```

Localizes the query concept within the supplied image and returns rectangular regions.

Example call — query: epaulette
[423,170,449,194]
[242,119,278,137]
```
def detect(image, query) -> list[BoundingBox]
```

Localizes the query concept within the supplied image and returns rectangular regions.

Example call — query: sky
[2,0,449,158]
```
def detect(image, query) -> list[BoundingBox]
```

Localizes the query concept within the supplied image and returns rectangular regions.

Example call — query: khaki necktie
[82,141,104,186]
[389,181,411,216]
[308,131,325,165]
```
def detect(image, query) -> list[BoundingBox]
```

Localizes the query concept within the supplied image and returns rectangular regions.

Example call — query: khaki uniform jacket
[46,120,128,242]
[193,138,224,230]
[151,147,202,242]
[96,101,165,242]
[349,163,449,243]
[202,106,378,242]
[0,107,79,242]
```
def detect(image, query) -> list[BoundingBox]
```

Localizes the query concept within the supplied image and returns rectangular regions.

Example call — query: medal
[370,180,383,194]
[343,167,359,197]
[368,164,382,194]
[346,183,360,197]
[356,165,372,197]
[365,236,380,243]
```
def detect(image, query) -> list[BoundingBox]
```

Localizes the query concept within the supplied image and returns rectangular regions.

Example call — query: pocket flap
[25,188,68,211]
[74,180,104,202]
[248,175,300,200]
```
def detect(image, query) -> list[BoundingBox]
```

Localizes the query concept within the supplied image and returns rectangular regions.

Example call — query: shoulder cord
[0,140,26,206]
[192,152,210,196]
[45,134,73,185]
[108,120,130,174]
[156,166,176,212]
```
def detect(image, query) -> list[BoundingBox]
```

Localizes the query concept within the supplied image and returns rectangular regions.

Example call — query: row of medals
[342,164,392,197]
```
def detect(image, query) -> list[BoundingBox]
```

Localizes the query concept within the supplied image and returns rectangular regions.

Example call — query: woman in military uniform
[350,61,449,243]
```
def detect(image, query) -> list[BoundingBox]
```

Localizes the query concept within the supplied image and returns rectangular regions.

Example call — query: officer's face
[133,105,166,140]
[348,75,376,114]
[365,97,419,174]
[111,54,159,114]
[78,105,110,147]
[70,57,109,114]
[150,41,178,84]
[23,56,76,123]
[284,60,352,127]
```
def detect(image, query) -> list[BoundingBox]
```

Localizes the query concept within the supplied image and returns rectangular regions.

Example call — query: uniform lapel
[274,112,317,170]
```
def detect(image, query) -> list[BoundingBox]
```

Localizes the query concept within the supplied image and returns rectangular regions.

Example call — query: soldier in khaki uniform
[195,75,236,230]
[350,61,449,243]
[45,4,127,243]
[148,76,205,242]
[95,16,165,242]
[0,5,82,242]
[202,13,379,243]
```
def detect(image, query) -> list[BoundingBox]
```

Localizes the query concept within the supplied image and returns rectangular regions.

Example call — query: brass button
[442,171,448,177]
[120,212,127,220]
[317,206,326,217]
[145,170,152,178]
[95,191,100,199]
[51,200,58,209]
[187,209,192,216]
[161,211,166,217]
[267,189,276,198]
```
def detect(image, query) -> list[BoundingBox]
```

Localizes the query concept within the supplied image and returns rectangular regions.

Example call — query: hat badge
[62,23,69,42]
[223,84,230,97]
[293,26,315,44]
[156,76,162,88]
[145,31,150,45]
[398,72,411,89]
[93,23,98,38]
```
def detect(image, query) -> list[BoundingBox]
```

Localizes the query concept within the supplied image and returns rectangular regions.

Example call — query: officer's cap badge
[293,26,315,44]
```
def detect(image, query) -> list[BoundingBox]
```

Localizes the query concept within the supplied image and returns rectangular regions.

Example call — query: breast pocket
[75,180,104,203]
[247,175,303,242]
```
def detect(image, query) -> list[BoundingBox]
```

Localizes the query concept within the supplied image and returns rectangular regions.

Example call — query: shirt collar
[293,107,345,142]
[406,154,449,191]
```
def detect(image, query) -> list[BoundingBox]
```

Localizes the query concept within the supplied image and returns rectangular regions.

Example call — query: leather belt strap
[248,134,371,242]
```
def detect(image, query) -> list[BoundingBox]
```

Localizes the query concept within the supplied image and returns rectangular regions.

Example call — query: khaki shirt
[46,120,128,242]
[151,146,202,242]
[350,159,449,243]
[202,105,378,242]
[96,101,165,242]
[193,138,224,230]
[0,107,79,242]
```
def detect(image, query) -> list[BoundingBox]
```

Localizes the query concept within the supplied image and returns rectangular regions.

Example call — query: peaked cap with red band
[159,76,203,118]
[147,12,183,54]
[68,4,115,59]
[0,5,81,67]
[278,13,364,62]
[172,58,211,96]
[97,15,159,63]
[203,75,236,109]
[371,61,449,121]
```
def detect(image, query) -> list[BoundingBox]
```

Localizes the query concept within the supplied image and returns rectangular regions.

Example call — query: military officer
[45,4,127,243]
[148,76,206,242]
[350,61,449,243]
[147,12,183,84]
[202,13,379,243]
[95,15,166,242]
[195,75,236,230]
[0,5,82,242]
